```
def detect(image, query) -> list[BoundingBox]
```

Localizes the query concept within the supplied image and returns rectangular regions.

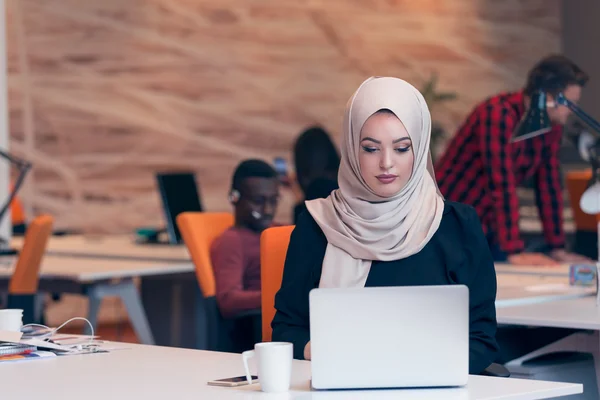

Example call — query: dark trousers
[227,313,262,353]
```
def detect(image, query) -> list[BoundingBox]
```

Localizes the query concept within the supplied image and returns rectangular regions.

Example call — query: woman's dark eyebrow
[361,136,411,144]
[361,137,380,144]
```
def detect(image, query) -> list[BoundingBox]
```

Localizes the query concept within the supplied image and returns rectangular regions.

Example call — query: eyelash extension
[396,146,411,153]
[361,145,412,153]
[362,146,378,153]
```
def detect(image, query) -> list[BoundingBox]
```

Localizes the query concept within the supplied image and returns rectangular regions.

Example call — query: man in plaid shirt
[436,55,591,265]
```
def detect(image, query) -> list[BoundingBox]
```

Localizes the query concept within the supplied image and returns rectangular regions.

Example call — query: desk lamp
[512,91,553,142]
[511,89,600,244]
[512,90,600,302]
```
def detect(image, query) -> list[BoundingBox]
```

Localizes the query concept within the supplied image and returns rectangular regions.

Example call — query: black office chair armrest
[481,363,510,378]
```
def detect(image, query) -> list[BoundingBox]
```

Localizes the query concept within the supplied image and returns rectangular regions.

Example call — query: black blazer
[272,201,499,375]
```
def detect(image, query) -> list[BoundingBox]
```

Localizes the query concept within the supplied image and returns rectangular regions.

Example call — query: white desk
[7,235,576,277]
[7,235,596,353]
[497,296,600,331]
[0,342,582,400]
[27,237,571,276]
[496,274,593,308]
[495,263,571,277]
[10,234,191,262]
[8,234,195,347]
[0,255,195,346]
[0,254,193,282]
[0,256,589,349]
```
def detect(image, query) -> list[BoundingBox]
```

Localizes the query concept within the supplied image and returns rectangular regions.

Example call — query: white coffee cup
[0,309,23,332]
[242,342,293,393]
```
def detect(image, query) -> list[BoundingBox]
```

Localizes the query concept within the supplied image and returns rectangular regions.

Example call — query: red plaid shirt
[435,90,565,254]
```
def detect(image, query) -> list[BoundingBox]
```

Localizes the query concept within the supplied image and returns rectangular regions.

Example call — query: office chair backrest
[9,214,53,294]
[10,191,26,226]
[176,212,234,298]
[260,225,294,342]
[177,211,235,351]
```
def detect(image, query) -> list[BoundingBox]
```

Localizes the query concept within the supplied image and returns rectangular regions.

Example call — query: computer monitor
[156,172,203,244]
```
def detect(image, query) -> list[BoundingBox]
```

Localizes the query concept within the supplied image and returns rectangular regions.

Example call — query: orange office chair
[260,225,295,342]
[10,193,26,227]
[7,214,53,323]
[177,212,234,350]
[10,183,27,235]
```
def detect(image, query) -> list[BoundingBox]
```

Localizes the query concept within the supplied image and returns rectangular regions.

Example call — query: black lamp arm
[556,94,600,135]
[0,148,32,223]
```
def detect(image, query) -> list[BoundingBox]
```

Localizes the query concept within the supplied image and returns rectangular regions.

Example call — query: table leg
[85,285,102,335]
[118,281,155,345]
[85,280,155,345]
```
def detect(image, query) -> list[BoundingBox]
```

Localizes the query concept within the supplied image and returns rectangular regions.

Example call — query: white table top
[8,233,584,278]
[0,342,582,399]
[495,274,594,308]
[495,263,571,277]
[0,253,590,302]
[0,254,194,282]
[10,234,191,262]
[497,296,600,330]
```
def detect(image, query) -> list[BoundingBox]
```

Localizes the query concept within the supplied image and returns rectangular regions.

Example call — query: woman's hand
[304,341,311,360]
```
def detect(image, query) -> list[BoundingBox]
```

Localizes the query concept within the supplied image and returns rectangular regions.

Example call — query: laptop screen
[156,172,203,244]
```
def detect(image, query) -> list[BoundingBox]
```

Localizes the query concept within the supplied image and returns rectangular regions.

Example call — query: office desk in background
[9,234,198,347]
[495,274,593,307]
[0,254,196,347]
[495,263,571,277]
[6,236,595,351]
[10,234,191,262]
[0,341,582,400]
[10,235,572,271]
[498,296,600,333]
[8,235,574,277]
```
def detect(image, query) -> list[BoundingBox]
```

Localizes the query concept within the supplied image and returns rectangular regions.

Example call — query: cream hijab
[305,77,445,288]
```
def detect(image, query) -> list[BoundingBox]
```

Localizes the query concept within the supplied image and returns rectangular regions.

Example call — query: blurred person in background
[210,159,280,351]
[435,54,591,266]
[290,126,340,224]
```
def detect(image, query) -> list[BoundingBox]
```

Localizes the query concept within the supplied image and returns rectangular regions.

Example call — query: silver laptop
[309,285,469,390]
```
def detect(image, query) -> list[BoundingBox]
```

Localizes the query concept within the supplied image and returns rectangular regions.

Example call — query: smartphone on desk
[207,375,258,387]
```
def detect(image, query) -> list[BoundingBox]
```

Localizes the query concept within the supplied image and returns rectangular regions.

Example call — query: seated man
[210,159,280,350]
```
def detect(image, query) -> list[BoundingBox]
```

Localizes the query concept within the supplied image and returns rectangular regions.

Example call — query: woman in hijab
[271,77,499,375]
